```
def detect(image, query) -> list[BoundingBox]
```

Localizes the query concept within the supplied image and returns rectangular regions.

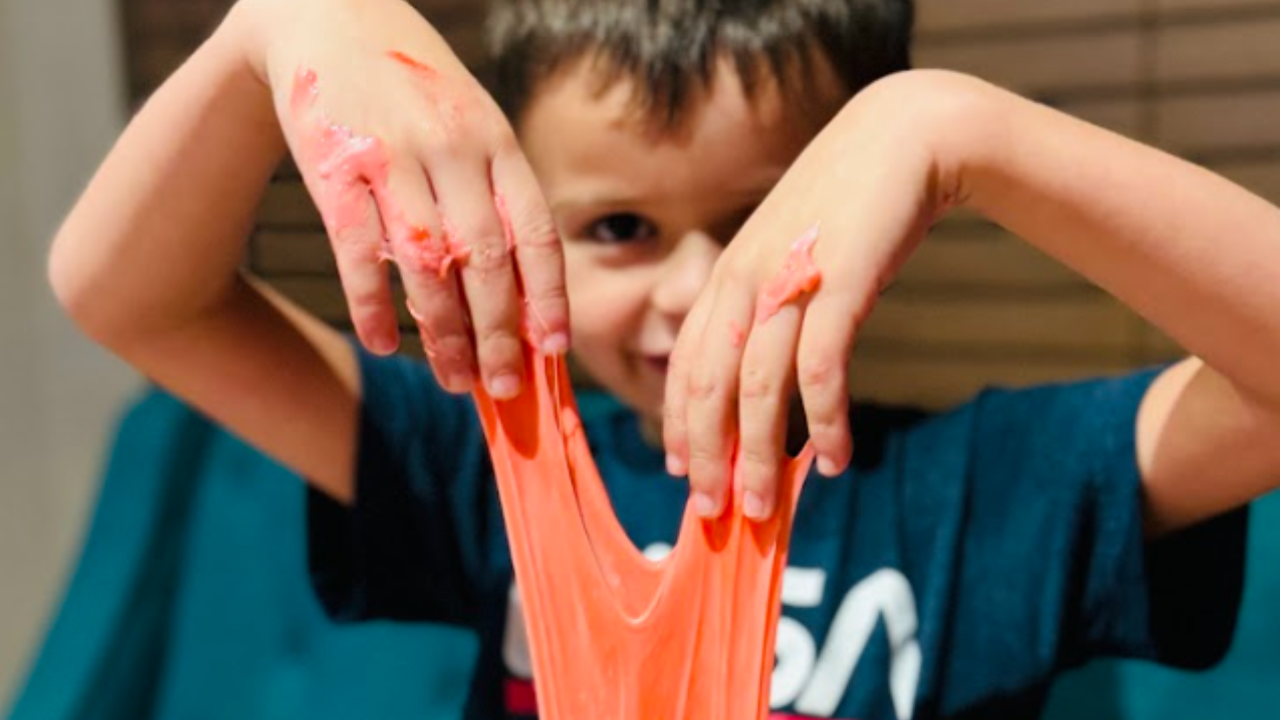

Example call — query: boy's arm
[48,5,359,501]
[937,73,1280,536]
[667,70,1280,534]
[49,0,568,504]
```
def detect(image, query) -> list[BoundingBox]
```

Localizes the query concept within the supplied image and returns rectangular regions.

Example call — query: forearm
[49,3,361,499]
[49,3,283,344]
[136,277,359,502]
[898,70,1280,531]
[931,71,1280,410]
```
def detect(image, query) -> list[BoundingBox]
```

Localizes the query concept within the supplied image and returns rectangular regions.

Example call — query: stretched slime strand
[472,225,823,719]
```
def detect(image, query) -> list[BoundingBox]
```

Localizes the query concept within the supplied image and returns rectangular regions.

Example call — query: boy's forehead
[516,55,837,212]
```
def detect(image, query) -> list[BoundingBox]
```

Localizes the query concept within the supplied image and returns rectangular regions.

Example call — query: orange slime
[473,356,814,719]
[755,224,822,323]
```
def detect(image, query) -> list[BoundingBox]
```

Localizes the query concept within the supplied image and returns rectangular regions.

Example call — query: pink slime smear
[494,192,518,252]
[386,50,440,81]
[754,224,822,324]
[386,49,465,130]
[728,321,747,348]
[290,67,469,278]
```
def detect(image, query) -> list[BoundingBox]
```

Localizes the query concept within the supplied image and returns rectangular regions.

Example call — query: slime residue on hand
[387,50,440,81]
[386,50,464,130]
[729,320,747,349]
[495,192,518,252]
[395,223,470,279]
[291,68,321,115]
[290,67,470,277]
[754,223,822,324]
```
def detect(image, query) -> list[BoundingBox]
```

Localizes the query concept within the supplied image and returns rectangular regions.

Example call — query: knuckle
[663,398,687,425]
[515,210,561,251]
[424,327,474,365]
[807,412,847,444]
[528,282,569,317]
[490,126,521,155]
[739,364,778,403]
[688,371,725,402]
[687,432,726,464]
[344,286,387,318]
[739,444,778,479]
[687,455,726,490]
[333,231,383,264]
[798,354,844,392]
[716,255,751,288]
[420,124,463,159]
[474,321,522,357]
[466,239,513,273]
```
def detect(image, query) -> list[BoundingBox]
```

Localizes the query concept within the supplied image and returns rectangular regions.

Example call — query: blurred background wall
[5,0,1280,706]
[0,0,138,706]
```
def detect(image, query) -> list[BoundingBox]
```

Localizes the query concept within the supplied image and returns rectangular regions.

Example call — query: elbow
[48,228,128,346]
[48,230,86,323]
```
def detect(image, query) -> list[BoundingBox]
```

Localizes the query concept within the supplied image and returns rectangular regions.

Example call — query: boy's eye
[585,213,657,244]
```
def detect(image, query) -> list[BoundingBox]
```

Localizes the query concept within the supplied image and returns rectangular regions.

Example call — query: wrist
[839,69,1005,217]
[220,0,286,86]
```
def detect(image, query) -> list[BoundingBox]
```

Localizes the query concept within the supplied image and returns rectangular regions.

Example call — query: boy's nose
[651,230,722,319]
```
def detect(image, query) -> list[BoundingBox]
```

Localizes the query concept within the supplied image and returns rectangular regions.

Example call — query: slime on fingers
[494,192,519,253]
[755,223,823,324]
[386,50,440,81]
[290,67,470,277]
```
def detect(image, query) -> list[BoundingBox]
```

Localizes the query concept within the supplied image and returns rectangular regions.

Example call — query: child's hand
[246,0,568,398]
[664,77,947,520]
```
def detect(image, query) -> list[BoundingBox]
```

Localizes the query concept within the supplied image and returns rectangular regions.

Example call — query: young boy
[47,0,1280,718]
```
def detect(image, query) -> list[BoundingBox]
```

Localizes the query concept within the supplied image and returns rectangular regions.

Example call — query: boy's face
[518,56,844,428]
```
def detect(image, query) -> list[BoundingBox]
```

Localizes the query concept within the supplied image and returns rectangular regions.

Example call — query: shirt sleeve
[307,345,496,626]
[962,368,1247,676]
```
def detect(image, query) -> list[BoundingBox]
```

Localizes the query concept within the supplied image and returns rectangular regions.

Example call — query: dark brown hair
[487,0,914,127]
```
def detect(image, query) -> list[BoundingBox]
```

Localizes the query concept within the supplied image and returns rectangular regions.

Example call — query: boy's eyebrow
[552,193,648,213]
[552,173,786,215]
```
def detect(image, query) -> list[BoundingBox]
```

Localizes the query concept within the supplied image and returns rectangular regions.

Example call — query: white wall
[0,0,140,704]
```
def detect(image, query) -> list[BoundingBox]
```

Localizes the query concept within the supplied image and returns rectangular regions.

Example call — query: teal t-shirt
[309,350,1246,720]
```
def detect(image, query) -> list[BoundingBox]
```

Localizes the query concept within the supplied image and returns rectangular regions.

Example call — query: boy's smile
[517,54,845,431]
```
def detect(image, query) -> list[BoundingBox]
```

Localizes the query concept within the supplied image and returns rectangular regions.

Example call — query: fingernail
[666,453,687,477]
[743,491,768,521]
[693,492,720,518]
[370,329,399,355]
[489,373,521,400]
[817,454,839,477]
[540,332,570,355]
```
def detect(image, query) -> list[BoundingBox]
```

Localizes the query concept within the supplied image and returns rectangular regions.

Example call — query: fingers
[378,160,477,392]
[491,147,570,354]
[322,180,401,355]
[684,279,755,519]
[664,289,712,479]
[737,301,803,520]
[429,153,525,400]
[796,290,859,477]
